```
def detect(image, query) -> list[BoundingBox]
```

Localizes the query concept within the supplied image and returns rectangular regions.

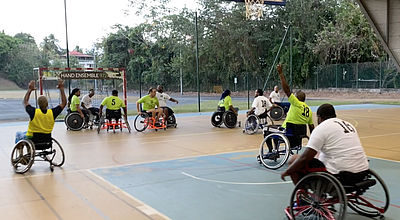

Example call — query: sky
[0,0,196,51]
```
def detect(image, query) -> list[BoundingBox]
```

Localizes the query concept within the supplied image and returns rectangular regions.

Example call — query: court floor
[0,104,399,220]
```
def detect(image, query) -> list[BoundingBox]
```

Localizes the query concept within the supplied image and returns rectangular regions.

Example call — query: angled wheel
[49,138,65,167]
[223,111,237,128]
[289,172,347,220]
[244,115,259,135]
[125,119,131,133]
[211,111,224,127]
[347,170,389,218]
[134,113,149,132]
[270,106,284,121]
[167,114,177,128]
[11,139,35,174]
[65,112,84,131]
[259,132,290,170]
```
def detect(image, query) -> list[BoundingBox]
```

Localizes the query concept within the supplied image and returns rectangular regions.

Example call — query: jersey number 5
[111,99,116,105]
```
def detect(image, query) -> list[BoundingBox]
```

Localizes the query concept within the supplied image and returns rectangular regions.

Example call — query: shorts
[106,109,121,121]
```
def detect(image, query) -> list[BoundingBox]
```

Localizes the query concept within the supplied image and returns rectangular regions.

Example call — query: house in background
[60,51,95,68]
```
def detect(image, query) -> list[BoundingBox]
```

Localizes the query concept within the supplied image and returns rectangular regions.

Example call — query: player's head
[317,103,336,124]
[37,95,48,110]
[274,85,279,92]
[89,89,95,96]
[68,88,80,103]
[255,89,263,97]
[148,88,156,97]
[112,90,118,96]
[295,90,306,102]
[220,89,231,100]
[157,85,163,93]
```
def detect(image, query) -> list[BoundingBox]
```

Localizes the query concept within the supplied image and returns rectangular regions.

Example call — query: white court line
[181,171,292,185]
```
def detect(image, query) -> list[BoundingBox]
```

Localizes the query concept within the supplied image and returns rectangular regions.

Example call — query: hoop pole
[39,68,43,95]
[195,11,200,112]
[262,25,290,91]
[123,69,127,110]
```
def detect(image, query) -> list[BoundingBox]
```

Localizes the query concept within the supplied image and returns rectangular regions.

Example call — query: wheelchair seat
[30,133,52,150]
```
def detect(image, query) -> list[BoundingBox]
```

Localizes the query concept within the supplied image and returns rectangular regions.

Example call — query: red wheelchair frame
[134,113,167,132]
[97,117,131,133]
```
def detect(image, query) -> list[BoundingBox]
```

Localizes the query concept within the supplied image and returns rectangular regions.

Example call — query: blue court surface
[92,150,400,220]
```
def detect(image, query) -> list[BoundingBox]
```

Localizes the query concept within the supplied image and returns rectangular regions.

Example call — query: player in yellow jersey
[99,90,127,122]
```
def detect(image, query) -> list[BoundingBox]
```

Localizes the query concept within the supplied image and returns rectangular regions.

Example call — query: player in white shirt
[269,85,281,104]
[156,85,179,121]
[247,89,272,118]
[281,103,369,184]
[81,89,100,124]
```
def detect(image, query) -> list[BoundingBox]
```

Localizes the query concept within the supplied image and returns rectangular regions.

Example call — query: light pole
[64,0,71,94]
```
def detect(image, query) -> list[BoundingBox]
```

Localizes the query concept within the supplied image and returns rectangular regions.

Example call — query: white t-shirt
[306,118,369,174]
[269,91,281,103]
[81,94,92,108]
[156,92,171,107]
[251,96,272,116]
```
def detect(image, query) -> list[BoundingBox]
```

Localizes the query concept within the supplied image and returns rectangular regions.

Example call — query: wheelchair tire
[65,112,85,131]
[258,132,290,170]
[49,138,65,167]
[11,139,35,174]
[211,111,224,127]
[223,111,237,129]
[289,172,347,220]
[167,114,177,128]
[347,169,389,218]
[134,113,149,132]
[244,114,259,135]
[270,106,284,121]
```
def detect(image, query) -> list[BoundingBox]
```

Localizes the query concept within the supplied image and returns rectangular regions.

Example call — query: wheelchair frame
[243,113,274,135]
[285,170,389,220]
[133,112,167,132]
[97,116,131,134]
[257,124,308,170]
[65,111,100,131]
[11,138,65,174]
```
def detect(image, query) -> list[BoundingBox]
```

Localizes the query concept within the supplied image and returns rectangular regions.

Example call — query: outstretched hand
[57,79,64,89]
[28,80,36,90]
[277,64,283,75]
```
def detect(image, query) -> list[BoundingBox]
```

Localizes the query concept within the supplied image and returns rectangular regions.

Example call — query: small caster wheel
[256,155,262,164]
[50,165,54,172]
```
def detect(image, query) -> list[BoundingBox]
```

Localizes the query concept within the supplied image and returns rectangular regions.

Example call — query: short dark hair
[148,87,155,94]
[112,90,118,96]
[317,103,336,120]
[256,89,263,96]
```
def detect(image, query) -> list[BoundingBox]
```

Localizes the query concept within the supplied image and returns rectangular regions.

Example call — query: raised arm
[277,64,291,97]
[57,80,67,109]
[23,80,36,107]
[169,97,179,104]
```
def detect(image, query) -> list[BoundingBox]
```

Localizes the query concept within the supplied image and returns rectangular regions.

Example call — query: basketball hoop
[244,0,265,19]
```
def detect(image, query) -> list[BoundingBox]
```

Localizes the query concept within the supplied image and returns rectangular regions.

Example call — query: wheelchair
[285,169,389,220]
[65,109,99,131]
[134,112,167,132]
[211,107,240,129]
[243,111,274,135]
[164,106,177,128]
[97,110,131,133]
[257,123,308,169]
[269,102,290,121]
[11,133,65,174]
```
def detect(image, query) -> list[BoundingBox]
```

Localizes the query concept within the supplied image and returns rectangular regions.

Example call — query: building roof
[62,51,93,58]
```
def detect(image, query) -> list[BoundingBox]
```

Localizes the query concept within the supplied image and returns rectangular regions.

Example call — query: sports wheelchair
[257,123,308,169]
[285,169,389,220]
[134,112,167,132]
[65,109,100,131]
[243,111,274,135]
[269,102,290,121]
[97,110,131,133]
[11,133,65,174]
[163,106,177,128]
[211,107,240,129]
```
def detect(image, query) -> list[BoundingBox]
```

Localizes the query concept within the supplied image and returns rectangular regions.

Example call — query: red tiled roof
[62,51,93,58]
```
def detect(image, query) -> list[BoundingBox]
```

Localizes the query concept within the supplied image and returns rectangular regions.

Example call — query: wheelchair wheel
[49,138,65,167]
[270,106,284,121]
[211,111,224,127]
[289,172,347,220]
[244,115,259,135]
[167,114,177,128]
[347,170,389,218]
[134,113,149,132]
[65,112,84,131]
[223,111,237,129]
[258,133,290,170]
[125,119,131,133]
[11,140,35,174]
